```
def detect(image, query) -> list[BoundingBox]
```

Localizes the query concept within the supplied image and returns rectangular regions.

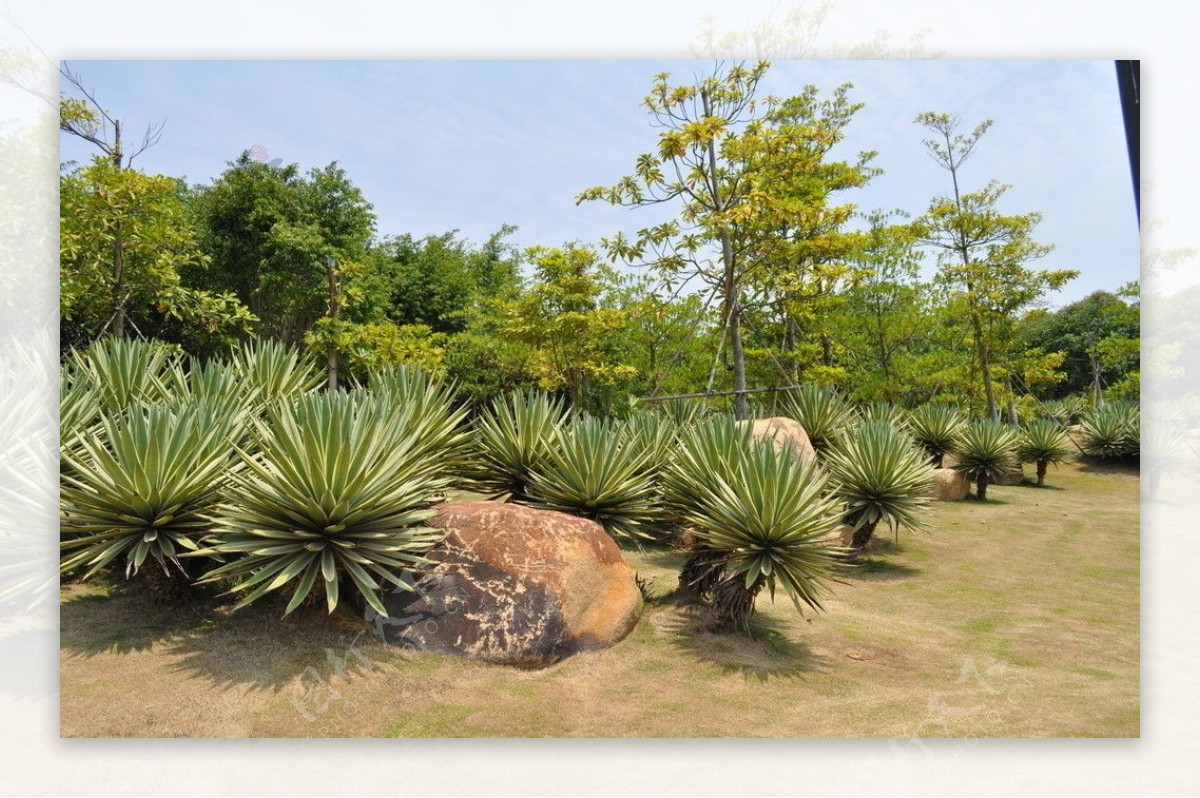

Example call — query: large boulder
[940,451,961,470]
[931,468,971,501]
[745,417,818,465]
[993,464,1026,486]
[369,502,642,668]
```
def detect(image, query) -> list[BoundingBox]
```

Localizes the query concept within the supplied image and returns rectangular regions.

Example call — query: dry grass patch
[60,460,1138,737]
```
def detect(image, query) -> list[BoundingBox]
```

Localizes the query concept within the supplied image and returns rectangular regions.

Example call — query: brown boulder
[993,464,1026,486]
[369,502,642,668]
[745,417,818,464]
[940,451,961,469]
[930,468,970,501]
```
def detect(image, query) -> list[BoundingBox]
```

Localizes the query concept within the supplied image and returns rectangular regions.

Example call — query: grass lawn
[59,459,1138,738]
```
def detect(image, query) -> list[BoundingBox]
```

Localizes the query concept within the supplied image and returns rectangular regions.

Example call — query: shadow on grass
[61,578,379,692]
[840,556,922,582]
[60,580,223,658]
[658,603,828,681]
[1076,457,1140,476]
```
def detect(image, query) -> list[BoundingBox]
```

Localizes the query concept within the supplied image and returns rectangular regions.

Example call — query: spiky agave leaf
[229,338,322,409]
[165,356,258,421]
[67,336,177,413]
[684,441,845,631]
[824,420,934,547]
[1081,402,1139,459]
[651,397,706,428]
[367,365,472,473]
[1042,396,1088,426]
[953,420,1020,500]
[906,403,965,466]
[525,416,664,542]
[859,401,910,433]
[618,410,680,478]
[198,392,446,616]
[1018,419,1074,485]
[60,364,101,470]
[469,389,568,501]
[60,400,241,581]
[781,384,856,455]
[660,415,755,520]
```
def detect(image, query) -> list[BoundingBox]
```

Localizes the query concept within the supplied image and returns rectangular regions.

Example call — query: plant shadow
[60,579,379,692]
[660,604,828,681]
[840,556,922,582]
[60,580,223,657]
[163,601,378,693]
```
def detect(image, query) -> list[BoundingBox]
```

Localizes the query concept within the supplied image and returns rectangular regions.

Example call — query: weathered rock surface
[930,468,971,501]
[370,502,642,668]
[746,417,818,464]
[941,451,961,470]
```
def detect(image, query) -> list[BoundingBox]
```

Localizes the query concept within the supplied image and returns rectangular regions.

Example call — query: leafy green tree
[373,226,522,334]
[581,62,876,420]
[500,245,636,415]
[833,210,929,403]
[188,155,376,347]
[60,159,255,349]
[914,112,1077,420]
[1021,285,1140,402]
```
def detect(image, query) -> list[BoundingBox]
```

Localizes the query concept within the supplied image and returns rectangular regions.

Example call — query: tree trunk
[111,219,126,337]
[679,547,725,598]
[1036,460,1048,485]
[976,474,989,500]
[728,295,749,420]
[710,573,762,633]
[851,518,879,550]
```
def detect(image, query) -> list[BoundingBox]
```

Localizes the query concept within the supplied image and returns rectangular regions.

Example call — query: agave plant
[60,364,101,466]
[1018,420,1074,485]
[166,357,257,421]
[781,384,857,456]
[525,416,663,542]
[198,393,446,616]
[824,421,934,550]
[661,416,755,525]
[1080,402,1140,459]
[683,440,845,632]
[229,338,322,410]
[906,404,966,467]
[651,397,706,428]
[859,401,910,433]
[1042,395,1088,426]
[618,411,680,478]
[60,401,241,590]
[68,336,177,413]
[469,390,568,501]
[660,417,756,595]
[953,420,1020,500]
[368,366,472,475]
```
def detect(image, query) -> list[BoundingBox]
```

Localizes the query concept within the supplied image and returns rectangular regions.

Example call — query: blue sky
[60,59,1139,306]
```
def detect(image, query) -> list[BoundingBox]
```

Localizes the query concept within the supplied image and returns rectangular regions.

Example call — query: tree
[188,155,376,347]
[830,210,928,403]
[59,66,253,349]
[499,245,637,415]
[60,159,255,349]
[914,112,1077,420]
[372,226,521,334]
[580,62,876,418]
[1021,285,1140,403]
[59,63,163,171]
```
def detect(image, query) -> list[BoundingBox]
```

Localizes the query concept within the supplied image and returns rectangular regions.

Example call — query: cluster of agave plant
[59,338,1140,636]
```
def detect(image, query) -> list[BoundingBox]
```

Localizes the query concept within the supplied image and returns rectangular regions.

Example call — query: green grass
[59,459,1139,738]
